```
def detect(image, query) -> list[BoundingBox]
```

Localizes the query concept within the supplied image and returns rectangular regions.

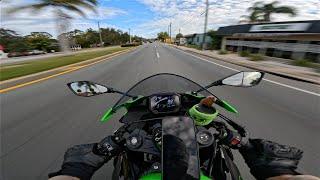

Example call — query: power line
[172,10,206,35]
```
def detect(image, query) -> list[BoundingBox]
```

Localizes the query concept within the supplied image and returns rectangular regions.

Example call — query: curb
[171,45,320,85]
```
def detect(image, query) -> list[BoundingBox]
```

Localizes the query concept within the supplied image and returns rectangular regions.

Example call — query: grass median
[0,47,130,81]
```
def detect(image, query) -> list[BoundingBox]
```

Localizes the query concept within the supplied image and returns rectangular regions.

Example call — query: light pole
[98,21,103,46]
[202,0,209,50]
[169,22,172,43]
[128,28,132,43]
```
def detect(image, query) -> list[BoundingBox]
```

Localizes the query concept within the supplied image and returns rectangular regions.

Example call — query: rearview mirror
[222,71,264,87]
[67,81,109,97]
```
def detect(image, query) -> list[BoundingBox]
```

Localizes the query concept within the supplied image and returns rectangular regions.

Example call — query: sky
[1,0,320,38]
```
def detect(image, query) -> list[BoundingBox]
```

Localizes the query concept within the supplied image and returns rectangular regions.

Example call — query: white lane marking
[156,52,160,58]
[263,79,320,97]
[174,47,320,97]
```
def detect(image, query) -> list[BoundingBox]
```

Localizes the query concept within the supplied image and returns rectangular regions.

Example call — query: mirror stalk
[196,80,222,93]
[108,88,135,98]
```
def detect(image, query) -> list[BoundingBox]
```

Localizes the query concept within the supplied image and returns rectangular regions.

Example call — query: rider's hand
[48,144,106,180]
[239,139,303,180]
[49,137,121,180]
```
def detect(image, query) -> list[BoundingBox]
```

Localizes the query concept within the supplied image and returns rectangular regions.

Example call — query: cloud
[137,0,320,38]
[1,0,319,38]
[0,0,127,37]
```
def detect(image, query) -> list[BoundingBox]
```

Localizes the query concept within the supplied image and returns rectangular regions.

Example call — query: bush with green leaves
[249,54,264,61]
[218,50,228,55]
[239,51,250,57]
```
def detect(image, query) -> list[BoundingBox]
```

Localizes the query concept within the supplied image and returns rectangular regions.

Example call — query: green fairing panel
[221,100,238,114]
[139,172,161,180]
[139,172,211,180]
[100,96,144,122]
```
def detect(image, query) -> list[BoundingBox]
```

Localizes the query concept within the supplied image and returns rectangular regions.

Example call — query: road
[1,43,319,179]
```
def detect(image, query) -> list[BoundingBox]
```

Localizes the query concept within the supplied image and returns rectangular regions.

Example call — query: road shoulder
[0,47,136,93]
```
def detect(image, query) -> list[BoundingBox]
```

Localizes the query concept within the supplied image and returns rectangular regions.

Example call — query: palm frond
[84,0,98,6]
[274,6,297,16]
[6,3,50,14]
[67,0,97,13]
[61,4,87,18]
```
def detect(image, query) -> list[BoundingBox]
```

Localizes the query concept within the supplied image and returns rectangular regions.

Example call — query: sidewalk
[172,45,320,85]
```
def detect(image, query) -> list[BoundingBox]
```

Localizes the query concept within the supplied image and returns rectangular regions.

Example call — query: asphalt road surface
[1,43,319,179]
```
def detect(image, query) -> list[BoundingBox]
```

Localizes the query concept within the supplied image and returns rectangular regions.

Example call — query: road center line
[174,46,320,97]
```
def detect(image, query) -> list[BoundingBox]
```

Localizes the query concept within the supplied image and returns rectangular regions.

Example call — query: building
[216,20,320,62]
[184,33,212,49]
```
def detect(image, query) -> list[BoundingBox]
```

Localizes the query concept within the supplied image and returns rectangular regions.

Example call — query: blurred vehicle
[8,52,29,58]
[29,50,46,55]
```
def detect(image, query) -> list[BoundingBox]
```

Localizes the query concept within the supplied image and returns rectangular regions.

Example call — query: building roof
[216,20,320,36]
[184,34,196,38]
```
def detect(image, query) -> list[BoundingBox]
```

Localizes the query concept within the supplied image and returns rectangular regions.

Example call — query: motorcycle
[67,71,264,180]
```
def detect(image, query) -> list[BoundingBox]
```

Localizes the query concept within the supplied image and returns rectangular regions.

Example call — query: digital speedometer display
[149,94,181,114]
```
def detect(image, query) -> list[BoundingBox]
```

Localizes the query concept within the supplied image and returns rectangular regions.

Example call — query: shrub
[291,59,320,71]
[187,44,202,50]
[239,51,250,57]
[218,50,228,55]
[249,54,264,61]
[292,59,311,67]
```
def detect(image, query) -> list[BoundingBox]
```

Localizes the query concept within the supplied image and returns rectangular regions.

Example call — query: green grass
[0,47,129,81]
[291,59,320,71]
[186,44,202,50]
[249,54,264,61]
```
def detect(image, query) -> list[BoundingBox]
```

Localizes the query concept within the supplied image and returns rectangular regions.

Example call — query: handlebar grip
[94,136,122,157]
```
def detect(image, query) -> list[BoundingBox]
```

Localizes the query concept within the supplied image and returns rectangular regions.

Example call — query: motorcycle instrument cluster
[149,94,181,114]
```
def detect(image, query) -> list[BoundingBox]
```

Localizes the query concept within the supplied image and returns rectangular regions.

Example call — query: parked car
[8,52,29,57]
[29,50,46,55]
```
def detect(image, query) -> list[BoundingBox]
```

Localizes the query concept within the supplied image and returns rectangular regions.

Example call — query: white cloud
[137,0,320,38]
[1,0,319,38]
[0,0,127,37]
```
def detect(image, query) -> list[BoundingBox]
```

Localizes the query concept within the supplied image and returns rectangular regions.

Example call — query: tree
[0,28,29,53]
[239,11,263,24]
[157,32,169,42]
[8,0,98,52]
[176,33,183,39]
[207,30,221,50]
[25,32,53,52]
[247,1,297,22]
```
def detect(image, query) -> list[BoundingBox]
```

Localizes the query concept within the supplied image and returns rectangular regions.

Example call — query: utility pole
[169,22,172,43]
[202,0,209,50]
[98,21,103,46]
[179,28,181,34]
[129,28,131,43]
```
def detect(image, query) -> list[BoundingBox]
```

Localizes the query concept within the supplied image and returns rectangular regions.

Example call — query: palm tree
[239,11,263,24]
[248,1,297,22]
[8,0,98,52]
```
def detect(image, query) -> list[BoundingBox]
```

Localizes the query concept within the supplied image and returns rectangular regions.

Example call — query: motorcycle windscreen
[162,116,200,180]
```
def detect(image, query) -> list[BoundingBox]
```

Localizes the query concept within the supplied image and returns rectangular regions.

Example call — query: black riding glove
[49,136,121,180]
[239,139,303,180]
